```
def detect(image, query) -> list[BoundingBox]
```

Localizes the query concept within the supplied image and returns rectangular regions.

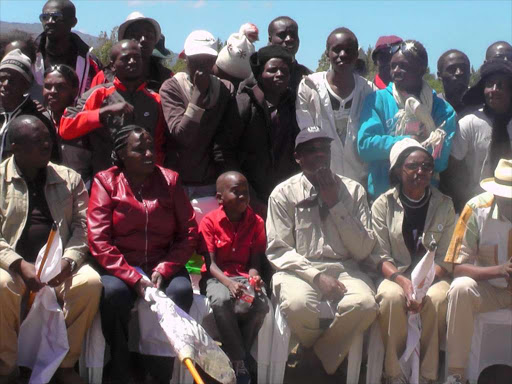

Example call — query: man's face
[13,122,53,170]
[483,73,512,114]
[124,20,158,59]
[374,44,401,76]
[438,52,470,98]
[217,174,250,218]
[326,32,358,74]
[113,42,143,81]
[186,54,217,77]
[295,138,332,176]
[269,20,299,57]
[487,43,512,62]
[0,69,30,109]
[390,51,424,93]
[40,1,76,40]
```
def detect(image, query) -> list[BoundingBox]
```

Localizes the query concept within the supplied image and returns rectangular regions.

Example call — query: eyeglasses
[39,12,65,23]
[403,161,434,173]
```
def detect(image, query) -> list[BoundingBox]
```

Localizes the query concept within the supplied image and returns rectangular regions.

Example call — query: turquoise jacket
[357,83,456,200]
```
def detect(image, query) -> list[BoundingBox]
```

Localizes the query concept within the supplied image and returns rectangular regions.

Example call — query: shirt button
[232,248,235,252]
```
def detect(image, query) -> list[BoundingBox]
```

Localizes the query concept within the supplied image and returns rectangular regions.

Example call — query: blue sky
[1,0,511,73]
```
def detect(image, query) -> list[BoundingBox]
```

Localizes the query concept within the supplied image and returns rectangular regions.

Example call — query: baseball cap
[295,126,333,149]
[179,30,218,59]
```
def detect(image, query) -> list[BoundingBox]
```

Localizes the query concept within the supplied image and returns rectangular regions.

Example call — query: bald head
[8,115,45,145]
[43,0,76,18]
[486,41,512,62]
[216,171,248,193]
[110,39,140,62]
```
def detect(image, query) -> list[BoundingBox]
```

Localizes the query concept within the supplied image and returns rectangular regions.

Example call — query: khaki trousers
[0,264,102,375]
[446,277,512,377]
[273,269,378,374]
[376,279,450,380]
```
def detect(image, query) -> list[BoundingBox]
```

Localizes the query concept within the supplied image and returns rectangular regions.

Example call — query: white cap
[181,30,218,58]
[118,11,161,42]
[389,138,426,169]
[480,159,512,198]
[216,23,258,80]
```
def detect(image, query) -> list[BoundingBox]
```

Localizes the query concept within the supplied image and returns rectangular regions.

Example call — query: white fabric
[190,196,219,225]
[183,30,218,57]
[399,245,436,384]
[18,228,70,384]
[366,322,385,384]
[296,72,376,184]
[389,137,425,169]
[216,28,256,79]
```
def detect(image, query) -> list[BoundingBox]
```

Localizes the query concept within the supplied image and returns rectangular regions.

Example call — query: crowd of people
[0,1,511,384]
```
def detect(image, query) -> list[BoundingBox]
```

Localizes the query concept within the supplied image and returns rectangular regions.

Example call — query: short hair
[216,171,247,193]
[268,16,297,35]
[437,49,469,72]
[111,125,148,167]
[43,0,76,18]
[326,27,358,51]
[7,115,45,145]
[110,39,138,62]
[0,31,37,62]
[397,40,428,72]
[44,63,79,89]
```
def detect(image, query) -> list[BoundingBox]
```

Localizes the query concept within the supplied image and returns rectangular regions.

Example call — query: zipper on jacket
[139,189,149,269]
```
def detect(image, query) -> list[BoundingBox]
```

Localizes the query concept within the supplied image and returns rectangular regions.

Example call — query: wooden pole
[184,358,205,384]
[27,223,58,310]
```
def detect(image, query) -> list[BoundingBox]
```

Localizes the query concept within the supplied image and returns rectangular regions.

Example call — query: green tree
[316,51,329,72]
[93,26,118,66]
[171,58,187,74]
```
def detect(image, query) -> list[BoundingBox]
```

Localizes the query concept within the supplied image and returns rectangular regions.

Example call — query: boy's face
[217,174,250,217]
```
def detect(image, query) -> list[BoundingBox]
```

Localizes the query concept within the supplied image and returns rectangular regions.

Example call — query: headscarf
[249,45,292,79]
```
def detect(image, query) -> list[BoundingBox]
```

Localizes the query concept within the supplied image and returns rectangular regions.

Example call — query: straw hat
[480,159,512,198]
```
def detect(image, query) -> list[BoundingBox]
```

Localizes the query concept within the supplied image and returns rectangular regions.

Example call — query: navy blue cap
[295,126,333,149]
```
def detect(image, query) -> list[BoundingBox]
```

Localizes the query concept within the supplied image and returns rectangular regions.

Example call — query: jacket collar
[35,32,91,57]
[113,77,147,92]
[6,157,64,185]
[217,204,256,227]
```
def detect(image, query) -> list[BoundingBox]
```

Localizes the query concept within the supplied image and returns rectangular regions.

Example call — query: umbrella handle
[184,358,205,384]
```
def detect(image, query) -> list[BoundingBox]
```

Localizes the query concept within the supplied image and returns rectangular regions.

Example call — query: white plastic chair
[270,301,364,384]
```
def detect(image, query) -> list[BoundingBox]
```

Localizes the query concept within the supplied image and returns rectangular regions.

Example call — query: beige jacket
[266,173,375,284]
[369,186,456,274]
[0,157,89,270]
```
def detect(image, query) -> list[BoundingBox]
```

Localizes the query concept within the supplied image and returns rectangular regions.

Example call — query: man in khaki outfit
[444,158,512,384]
[266,126,378,375]
[0,115,102,384]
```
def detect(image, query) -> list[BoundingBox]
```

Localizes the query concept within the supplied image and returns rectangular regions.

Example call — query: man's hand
[316,168,340,208]
[99,102,134,120]
[134,278,155,298]
[315,273,346,301]
[47,259,73,287]
[228,279,245,298]
[250,275,264,291]
[151,271,163,289]
[193,71,210,94]
[16,260,45,292]
[498,261,512,278]
[396,275,422,313]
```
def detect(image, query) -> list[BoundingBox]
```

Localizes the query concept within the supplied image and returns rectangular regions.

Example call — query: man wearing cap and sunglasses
[266,126,378,376]
[32,0,101,102]
[443,158,512,384]
[91,11,173,93]
[372,35,403,90]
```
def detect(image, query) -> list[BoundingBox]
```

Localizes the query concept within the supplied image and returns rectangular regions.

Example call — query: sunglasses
[403,161,434,173]
[39,12,65,23]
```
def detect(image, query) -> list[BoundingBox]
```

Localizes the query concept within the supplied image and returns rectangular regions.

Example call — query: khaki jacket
[0,157,89,270]
[369,186,456,274]
[266,173,375,284]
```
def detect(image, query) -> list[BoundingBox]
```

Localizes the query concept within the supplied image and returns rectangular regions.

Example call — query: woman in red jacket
[87,125,198,384]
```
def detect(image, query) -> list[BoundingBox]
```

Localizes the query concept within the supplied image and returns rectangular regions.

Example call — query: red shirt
[374,73,387,90]
[199,206,266,278]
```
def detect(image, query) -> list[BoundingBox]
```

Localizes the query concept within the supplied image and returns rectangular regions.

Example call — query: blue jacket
[357,83,456,200]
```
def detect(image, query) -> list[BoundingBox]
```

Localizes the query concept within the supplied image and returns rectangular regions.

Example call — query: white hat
[216,23,259,80]
[0,49,33,83]
[480,159,512,198]
[389,138,426,169]
[180,30,218,59]
[118,11,161,42]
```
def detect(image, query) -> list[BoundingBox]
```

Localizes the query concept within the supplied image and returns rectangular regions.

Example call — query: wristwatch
[64,258,77,273]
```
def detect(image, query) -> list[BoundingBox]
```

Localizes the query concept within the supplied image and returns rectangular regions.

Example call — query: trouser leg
[54,264,102,368]
[237,281,269,356]
[314,270,378,374]
[0,268,25,376]
[100,274,136,381]
[163,267,193,313]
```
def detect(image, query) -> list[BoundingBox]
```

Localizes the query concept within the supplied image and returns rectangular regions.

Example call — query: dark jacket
[236,84,300,202]
[88,165,198,287]
[159,73,239,186]
[60,78,165,176]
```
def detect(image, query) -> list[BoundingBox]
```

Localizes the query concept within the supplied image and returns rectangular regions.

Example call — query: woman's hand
[151,271,163,289]
[396,275,422,313]
[134,278,155,298]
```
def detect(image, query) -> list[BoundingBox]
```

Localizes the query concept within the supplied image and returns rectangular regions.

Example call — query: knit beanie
[0,49,33,83]
[249,45,293,79]
[216,23,259,80]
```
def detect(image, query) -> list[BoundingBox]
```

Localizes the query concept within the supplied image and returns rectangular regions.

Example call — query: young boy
[199,171,268,384]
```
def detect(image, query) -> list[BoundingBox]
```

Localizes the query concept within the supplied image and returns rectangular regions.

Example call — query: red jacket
[88,165,198,287]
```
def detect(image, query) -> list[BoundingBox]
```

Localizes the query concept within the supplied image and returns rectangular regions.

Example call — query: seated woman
[368,138,456,384]
[358,40,456,201]
[43,64,93,187]
[88,125,198,384]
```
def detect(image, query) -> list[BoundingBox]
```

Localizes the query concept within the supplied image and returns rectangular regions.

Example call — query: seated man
[0,115,102,384]
[199,171,268,384]
[444,158,512,384]
[266,126,378,375]
[60,40,165,176]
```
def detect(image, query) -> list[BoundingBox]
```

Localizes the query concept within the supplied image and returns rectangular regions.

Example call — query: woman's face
[390,51,424,93]
[400,150,434,192]
[483,73,512,114]
[120,130,155,176]
[43,71,77,113]
[259,58,290,95]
